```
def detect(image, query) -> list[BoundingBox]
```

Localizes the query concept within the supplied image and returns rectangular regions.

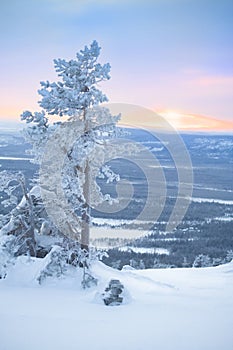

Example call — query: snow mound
[0,259,233,350]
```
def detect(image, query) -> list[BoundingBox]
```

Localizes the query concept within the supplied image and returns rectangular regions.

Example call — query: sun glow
[0,104,232,133]
[157,110,233,132]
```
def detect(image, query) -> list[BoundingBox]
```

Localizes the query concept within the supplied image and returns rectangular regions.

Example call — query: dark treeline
[102,220,233,269]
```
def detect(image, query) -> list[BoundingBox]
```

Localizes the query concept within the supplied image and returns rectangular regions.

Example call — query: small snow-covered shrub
[37,246,68,284]
[0,235,15,279]
[225,250,233,263]
[36,245,101,287]
[193,254,212,268]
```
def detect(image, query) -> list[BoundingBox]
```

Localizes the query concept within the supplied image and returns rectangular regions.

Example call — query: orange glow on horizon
[0,107,23,120]
[156,110,233,132]
[0,106,232,132]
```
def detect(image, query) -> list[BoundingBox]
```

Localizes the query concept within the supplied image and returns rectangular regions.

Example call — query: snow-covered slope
[0,259,232,350]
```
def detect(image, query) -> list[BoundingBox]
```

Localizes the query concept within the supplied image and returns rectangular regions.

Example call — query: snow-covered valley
[0,129,232,350]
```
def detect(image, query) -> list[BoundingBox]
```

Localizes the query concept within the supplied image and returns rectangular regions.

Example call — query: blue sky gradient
[0,0,232,129]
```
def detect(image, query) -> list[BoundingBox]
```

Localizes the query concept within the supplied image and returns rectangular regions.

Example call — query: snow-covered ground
[118,246,169,255]
[91,226,149,240]
[191,197,233,205]
[0,258,233,350]
[0,156,32,161]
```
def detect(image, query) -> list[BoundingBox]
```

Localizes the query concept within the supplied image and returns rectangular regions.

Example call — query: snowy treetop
[38,40,111,116]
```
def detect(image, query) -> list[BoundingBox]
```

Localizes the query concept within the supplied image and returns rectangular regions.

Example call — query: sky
[0,0,233,131]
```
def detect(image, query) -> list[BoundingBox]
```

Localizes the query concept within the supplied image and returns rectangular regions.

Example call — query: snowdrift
[0,258,233,350]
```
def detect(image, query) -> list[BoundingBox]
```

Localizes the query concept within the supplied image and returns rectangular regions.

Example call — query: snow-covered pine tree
[21,41,120,254]
[138,259,145,269]
[0,169,67,265]
[0,234,15,279]
[225,250,233,263]
[0,171,39,257]
[182,257,190,268]
[37,246,68,284]
[193,254,212,268]
[129,258,138,269]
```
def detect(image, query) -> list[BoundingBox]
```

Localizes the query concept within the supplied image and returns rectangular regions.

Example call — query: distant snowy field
[0,259,233,350]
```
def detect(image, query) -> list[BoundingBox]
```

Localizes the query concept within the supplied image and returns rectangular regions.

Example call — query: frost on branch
[38,40,111,116]
[0,235,15,279]
[0,170,20,210]
[0,172,42,257]
[21,110,48,127]
[20,41,121,247]
[18,41,123,286]
[37,246,68,284]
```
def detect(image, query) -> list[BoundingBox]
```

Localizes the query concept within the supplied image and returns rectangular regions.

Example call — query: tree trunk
[81,109,90,251]
[81,160,90,251]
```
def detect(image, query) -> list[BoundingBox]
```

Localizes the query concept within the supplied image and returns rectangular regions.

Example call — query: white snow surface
[191,197,233,205]
[91,226,149,239]
[0,258,233,350]
[0,156,32,161]
[118,246,169,255]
